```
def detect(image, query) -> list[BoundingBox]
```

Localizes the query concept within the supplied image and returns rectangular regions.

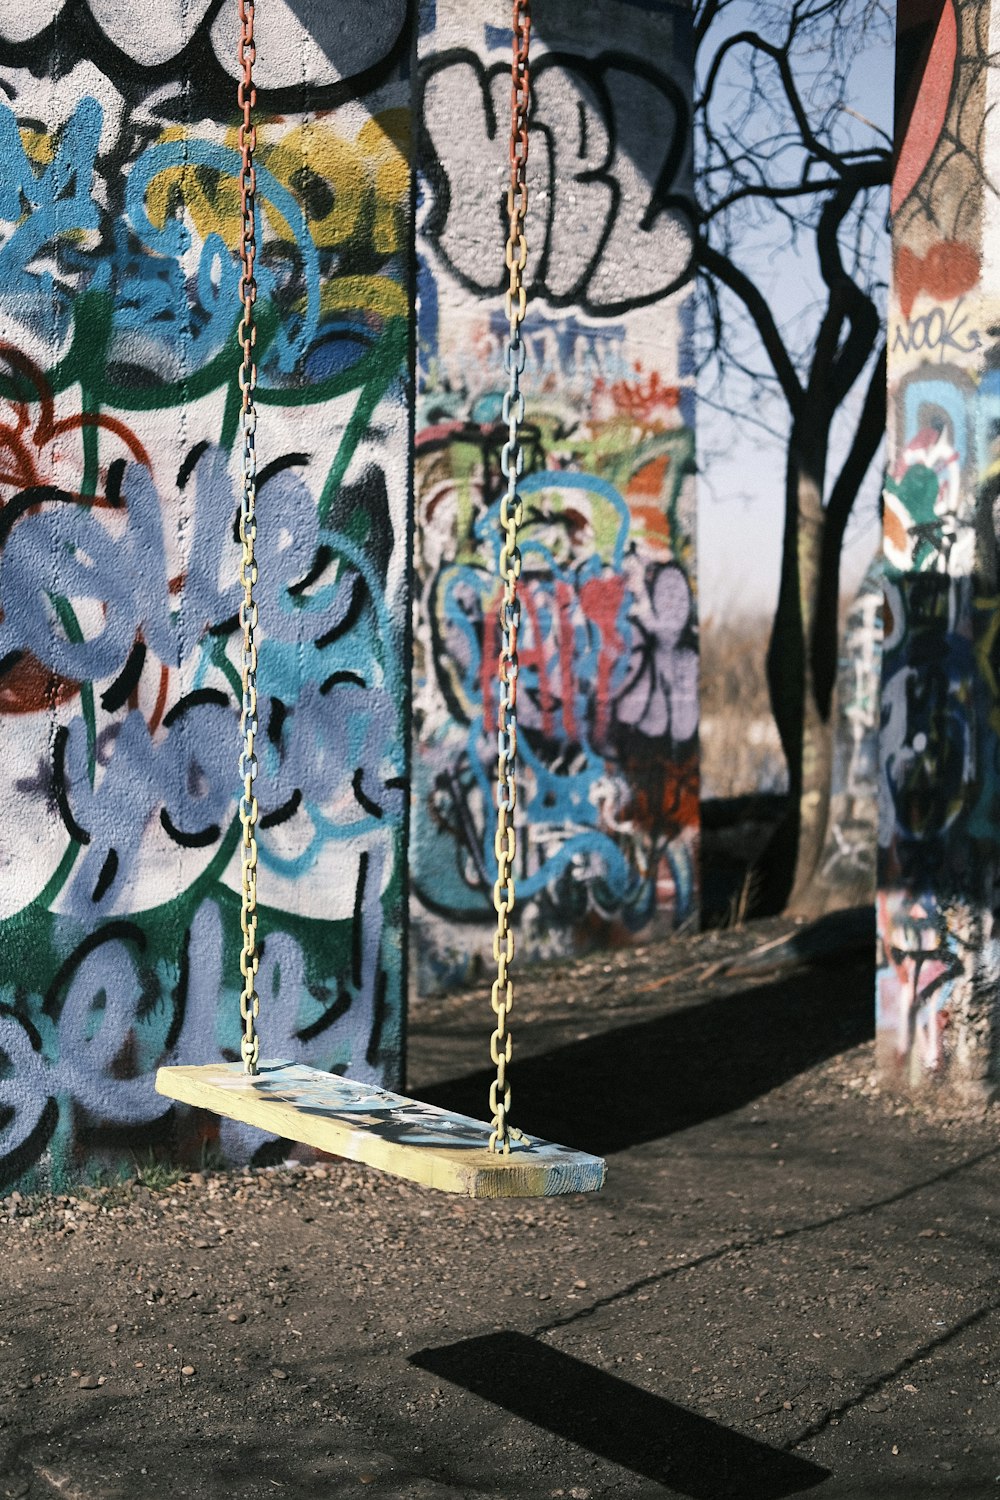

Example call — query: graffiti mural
[411,0,697,991]
[0,12,411,1186]
[879,0,1000,1101]
[816,556,882,908]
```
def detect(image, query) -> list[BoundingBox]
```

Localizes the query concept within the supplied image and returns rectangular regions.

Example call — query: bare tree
[694,0,893,911]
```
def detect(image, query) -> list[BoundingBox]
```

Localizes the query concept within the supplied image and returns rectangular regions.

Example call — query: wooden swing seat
[155,1061,606,1198]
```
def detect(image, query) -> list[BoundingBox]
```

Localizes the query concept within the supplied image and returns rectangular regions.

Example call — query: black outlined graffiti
[418,49,694,318]
[0,0,409,115]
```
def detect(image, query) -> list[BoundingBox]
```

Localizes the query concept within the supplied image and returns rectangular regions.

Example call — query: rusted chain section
[489,0,532,1154]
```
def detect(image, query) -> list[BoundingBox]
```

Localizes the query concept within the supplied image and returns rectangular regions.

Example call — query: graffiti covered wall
[815,556,882,912]
[412,0,697,992]
[0,5,412,1187]
[880,0,1000,1101]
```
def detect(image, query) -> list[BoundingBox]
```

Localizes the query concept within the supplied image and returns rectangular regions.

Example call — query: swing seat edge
[155,1061,605,1198]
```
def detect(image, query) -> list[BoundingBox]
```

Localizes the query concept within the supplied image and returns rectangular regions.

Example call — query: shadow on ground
[415,952,875,1157]
[412,1331,830,1498]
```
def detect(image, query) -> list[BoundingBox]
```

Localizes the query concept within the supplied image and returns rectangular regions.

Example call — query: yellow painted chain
[489,0,531,1155]
[237,0,261,1075]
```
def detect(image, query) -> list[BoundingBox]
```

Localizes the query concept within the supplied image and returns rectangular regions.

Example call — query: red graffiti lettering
[579,573,626,743]
[895,240,980,319]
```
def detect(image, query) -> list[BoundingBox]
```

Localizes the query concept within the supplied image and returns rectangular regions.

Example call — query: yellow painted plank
[155,1061,606,1198]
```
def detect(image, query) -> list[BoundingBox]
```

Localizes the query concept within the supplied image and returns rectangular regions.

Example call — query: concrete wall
[411,0,698,992]
[814,557,882,915]
[0,4,412,1187]
[879,0,1000,1103]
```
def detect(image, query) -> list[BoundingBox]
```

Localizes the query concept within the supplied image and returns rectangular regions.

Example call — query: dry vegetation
[699,611,787,800]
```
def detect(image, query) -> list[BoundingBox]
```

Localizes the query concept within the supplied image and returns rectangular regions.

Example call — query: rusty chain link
[237,0,261,1075]
[489,0,532,1155]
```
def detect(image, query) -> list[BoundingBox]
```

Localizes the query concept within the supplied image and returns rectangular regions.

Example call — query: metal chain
[237,0,261,1075]
[489,0,531,1155]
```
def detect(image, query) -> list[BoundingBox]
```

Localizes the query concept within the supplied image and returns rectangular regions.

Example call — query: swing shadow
[410,1332,830,1499]
[411,948,874,1158]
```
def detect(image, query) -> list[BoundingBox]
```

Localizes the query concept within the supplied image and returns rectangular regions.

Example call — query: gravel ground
[2,915,998,1500]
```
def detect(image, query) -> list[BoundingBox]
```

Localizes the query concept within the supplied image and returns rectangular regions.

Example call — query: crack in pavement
[531,1141,1000,1338]
[784,1291,1000,1449]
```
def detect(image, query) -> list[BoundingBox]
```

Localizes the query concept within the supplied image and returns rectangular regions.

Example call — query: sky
[695,3,895,620]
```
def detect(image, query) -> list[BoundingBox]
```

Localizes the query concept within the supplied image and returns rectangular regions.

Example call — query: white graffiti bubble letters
[419,50,694,319]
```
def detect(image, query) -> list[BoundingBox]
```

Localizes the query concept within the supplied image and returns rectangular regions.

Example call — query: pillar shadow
[414,952,874,1157]
[411,1332,830,1498]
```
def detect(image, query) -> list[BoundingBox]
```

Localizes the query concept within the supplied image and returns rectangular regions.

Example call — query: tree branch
[696,240,804,414]
[802,169,885,430]
[698,28,884,174]
[704,175,845,219]
[693,0,728,49]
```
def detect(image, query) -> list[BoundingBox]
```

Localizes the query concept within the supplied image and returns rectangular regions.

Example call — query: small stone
[228,1312,247,1324]
[78,1375,100,1389]
[359,1476,376,1486]
[271,1368,288,1380]
[181,1365,195,1377]
[892,1445,899,1456]
[917,1228,936,1239]
[107,1323,119,1334]
[573,1279,588,1290]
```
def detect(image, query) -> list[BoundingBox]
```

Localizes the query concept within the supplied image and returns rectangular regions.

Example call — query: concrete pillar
[412,0,698,994]
[879,0,1000,1104]
[0,6,413,1187]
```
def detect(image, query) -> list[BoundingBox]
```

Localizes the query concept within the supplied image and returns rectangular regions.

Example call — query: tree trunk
[759,438,836,913]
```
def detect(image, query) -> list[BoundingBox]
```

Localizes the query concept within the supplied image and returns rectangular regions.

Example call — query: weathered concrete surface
[880,0,1000,1105]
[808,559,881,919]
[412,0,698,995]
[0,0,412,1185]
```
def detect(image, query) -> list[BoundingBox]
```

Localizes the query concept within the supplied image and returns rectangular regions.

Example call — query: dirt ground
[2,913,999,1500]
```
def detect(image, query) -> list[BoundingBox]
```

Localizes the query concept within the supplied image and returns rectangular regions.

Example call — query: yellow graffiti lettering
[18,126,56,169]
[265,121,368,249]
[358,110,410,255]
[141,112,408,263]
[143,125,242,246]
[320,274,407,322]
